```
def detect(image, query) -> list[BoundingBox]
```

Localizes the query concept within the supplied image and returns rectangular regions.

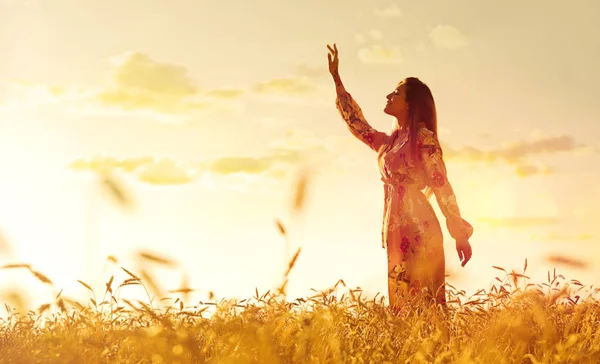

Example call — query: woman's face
[384,83,408,117]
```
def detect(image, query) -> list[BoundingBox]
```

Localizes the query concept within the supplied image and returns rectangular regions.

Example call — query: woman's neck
[394,116,408,131]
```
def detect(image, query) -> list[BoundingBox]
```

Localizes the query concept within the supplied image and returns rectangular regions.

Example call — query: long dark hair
[381,77,440,200]
[406,77,439,200]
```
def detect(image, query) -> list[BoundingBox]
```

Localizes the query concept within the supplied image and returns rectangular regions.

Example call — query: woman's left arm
[419,127,473,241]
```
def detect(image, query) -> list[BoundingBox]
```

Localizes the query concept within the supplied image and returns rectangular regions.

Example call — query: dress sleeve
[418,126,473,241]
[335,91,387,152]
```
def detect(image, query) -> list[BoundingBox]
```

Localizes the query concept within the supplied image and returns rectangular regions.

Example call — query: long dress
[335,90,474,306]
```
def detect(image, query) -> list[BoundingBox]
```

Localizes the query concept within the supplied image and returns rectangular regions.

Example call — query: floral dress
[335,91,473,306]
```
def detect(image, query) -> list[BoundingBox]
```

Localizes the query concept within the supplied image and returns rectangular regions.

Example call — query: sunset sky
[1,0,599,310]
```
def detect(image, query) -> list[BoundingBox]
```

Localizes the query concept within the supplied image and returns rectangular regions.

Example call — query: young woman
[327,44,473,308]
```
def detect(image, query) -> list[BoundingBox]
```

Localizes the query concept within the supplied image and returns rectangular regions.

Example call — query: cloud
[67,128,335,189]
[251,76,315,95]
[476,217,558,228]
[106,52,198,97]
[2,51,331,115]
[68,155,196,186]
[1,52,246,118]
[0,79,88,109]
[504,136,585,161]
[429,25,470,50]
[294,64,329,79]
[515,164,554,178]
[375,4,402,18]
[358,45,403,64]
[443,135,587,176]
[96,52,220,114]
[530,232,593,242]
[207,147,329,176]
[207,157,272,175]
[69,155,152,173]
[248,75,325,105]
[268,128,336,167]
[136,158,197,185]
[195,143,330,194]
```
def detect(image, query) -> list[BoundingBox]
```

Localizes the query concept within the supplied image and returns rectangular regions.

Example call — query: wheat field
[1,174,599,363]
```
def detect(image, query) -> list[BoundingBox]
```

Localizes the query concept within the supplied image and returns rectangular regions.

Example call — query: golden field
[1,249,599,363]
[1,175,598,364]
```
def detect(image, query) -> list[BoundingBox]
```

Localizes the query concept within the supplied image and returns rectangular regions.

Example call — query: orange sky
[1,0,599,310]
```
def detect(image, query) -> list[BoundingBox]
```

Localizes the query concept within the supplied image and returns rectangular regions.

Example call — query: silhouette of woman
[327,44,473,309]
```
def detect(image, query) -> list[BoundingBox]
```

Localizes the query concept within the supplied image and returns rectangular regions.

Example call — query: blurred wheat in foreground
[1,256,600,363]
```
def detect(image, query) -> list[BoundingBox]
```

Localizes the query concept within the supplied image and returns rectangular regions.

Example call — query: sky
[0,0,599,311]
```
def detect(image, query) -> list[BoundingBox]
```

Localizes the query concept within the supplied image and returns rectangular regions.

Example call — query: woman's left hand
[456,239,472,267]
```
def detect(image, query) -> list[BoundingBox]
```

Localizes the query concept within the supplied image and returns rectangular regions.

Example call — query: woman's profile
[327,43,473,309]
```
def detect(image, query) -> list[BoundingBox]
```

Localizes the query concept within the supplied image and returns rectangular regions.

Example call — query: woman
[327,44,473,308]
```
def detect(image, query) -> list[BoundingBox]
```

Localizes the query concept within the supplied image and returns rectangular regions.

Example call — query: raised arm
[418,126,473,242]
[328,44,387,152]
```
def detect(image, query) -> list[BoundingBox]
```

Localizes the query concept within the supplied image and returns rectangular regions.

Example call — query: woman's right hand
[327,43,339,76]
